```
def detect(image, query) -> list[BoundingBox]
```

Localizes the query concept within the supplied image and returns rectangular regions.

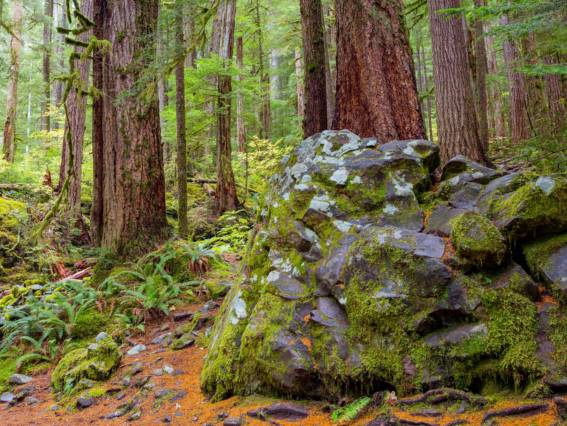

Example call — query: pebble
[223,417,243,426]
[1,392,14,404]
[24,396,40,405]
[128,409,142,421]
[163,415,172,423]
[152,368,164,376]
[163,365,174,375]
[77,397,94,409]
[8,374,32,385]
[95,332,109,342]
[127,344,147,356]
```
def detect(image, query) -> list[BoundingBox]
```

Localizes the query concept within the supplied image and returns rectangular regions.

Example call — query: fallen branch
[398,388,487,408]
[481,403,548,424]
[55,267,92,283]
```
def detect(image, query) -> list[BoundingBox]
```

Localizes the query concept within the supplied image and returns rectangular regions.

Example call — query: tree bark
[42,0,53,132]
[501,14,530,144]
[175,0,188,239]
[211,0,239,214]
[521,33,544,134]
[254,0,270,139]
[486,32,505,139]
[2,0,22,163]
[60,0,93,221]
[300,0,328,138]
[236,36,247,153]
[53,2,66,119]
[322,3,335,128]
[544,55,566,131]
[333,0,424,141]
[93,0,167,253]
[472,0,489,151]
[429,0,487,164]
[295,48,305,120]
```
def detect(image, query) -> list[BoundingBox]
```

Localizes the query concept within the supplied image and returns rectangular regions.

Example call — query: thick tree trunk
[175,0,188,239]
[429,0,486,164]
[42,0,53,132]
[236,36,247,153]
[544,55,566,131]
[300,0,327,138]
[486,33,505,138]
[2,0,22,163]
[212,0,239,214]
[295,48,305,120]
[333,0,424,141]
[501,14,530,144]
[93,0,167,253]
[60,0,93,221]
[473,0,489,151]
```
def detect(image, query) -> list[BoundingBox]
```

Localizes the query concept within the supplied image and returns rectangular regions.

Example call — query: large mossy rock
[202,131,567,401]
[51,337,121,393]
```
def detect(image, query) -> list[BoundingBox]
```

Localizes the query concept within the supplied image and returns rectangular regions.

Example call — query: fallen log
[481,403,548,424]
[55,267,92,283]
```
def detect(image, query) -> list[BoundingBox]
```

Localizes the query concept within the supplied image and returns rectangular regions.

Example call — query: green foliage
[331,397,372,422]
[200,210,252,253]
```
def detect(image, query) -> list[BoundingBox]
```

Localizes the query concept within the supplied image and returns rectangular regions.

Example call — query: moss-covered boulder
[524,234,567,298]
[201,131,567,402]
[450,212,507,268]
[51,336,121,393]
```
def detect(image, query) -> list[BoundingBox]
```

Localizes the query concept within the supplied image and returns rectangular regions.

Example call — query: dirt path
[1,302,564,426]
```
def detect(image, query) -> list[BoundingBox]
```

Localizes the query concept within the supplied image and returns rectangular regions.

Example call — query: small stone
[95,332,109,342]
[217,412,229,420]
[163,415,172,423]
[1,392,14,404]
[163,365,174,375]
[77,397,95,409]
[171,390,188,402]
[128,409,142,421]
[50,404,61,411]
[87,343,99,351]
[120,376,132,387]
[223,417,243,426]
[115,391,126,400]
[173,311,193,322]
[152,368,164,376]
[127,344,147,356]
[129,362,144,376]
[9,374,32,385]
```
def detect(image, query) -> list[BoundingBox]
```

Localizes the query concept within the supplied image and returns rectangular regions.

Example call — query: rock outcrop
[201,131,567,401]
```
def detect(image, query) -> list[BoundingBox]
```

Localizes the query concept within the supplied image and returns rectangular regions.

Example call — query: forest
[0,0,566,425]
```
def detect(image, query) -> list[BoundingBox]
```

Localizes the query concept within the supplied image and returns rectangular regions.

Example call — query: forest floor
[1,296,563,426]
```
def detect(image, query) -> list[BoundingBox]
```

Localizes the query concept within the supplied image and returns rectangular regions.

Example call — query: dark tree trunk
[92,0,167,253]
[429,0,487,164]
[42,0,53,132]
[333,0,424,141]
[212,0,239,215]
[175,0,188,238]
[473,0,489,151]
[236,36,247,153]
[295,48,305,120]
[322,2,335,128]
[501,14,530,144]
[254,0,270,139]
[544,55,566,130]
[300,0,328,138]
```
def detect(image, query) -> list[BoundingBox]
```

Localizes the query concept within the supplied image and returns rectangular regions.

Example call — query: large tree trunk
[2,0,22,163]
[429,0,486,164]
[175,0,188,238]
[42,0,53,132]
[486,33,506,139]
[92,0,167,253]
[212,0,239,214]
[501,14,530,144]
[61,0,93,221]
[236,36,247,153]
[295,48,305,120]
[300,0,327,138]
[472,0,489,151]
[544,55,566,131]
[333,0,424,141]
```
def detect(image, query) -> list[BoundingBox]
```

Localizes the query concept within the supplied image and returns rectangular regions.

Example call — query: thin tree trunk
[254,0,270,139]
[295,48,305,120]
[473,0,489,151]
[322,3,335,128]
[300,0,327,138]
[486,33,505,138]
[236,36,247,153]
[42,0,53,132]
[53,2,66,120]
[2,0,22,163]
[175,0,188,239]
[212,0,239,214]
[544,55,566,131]
[333,0,424,141]
[421,44,434,142]
[521,33,544,134]
[501,14,530,144]
[429,0,487,164]
[94,0,167,253]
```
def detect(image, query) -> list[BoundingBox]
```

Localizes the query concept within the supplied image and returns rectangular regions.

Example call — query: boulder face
[201,131,567,401]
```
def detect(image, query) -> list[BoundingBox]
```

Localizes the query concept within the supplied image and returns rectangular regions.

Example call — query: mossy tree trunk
[2,0,22,163]
[92,0,167,253]
[333,0,425,141]
[429,0,487,164]
[300,0,328,138]
[41,0,53,132]
[236,36,247,154]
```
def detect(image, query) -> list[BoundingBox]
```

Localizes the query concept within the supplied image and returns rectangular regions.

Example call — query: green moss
[0,197,28,230]
[72,309,109,339]
[51,337,121,394]
[523,233,567,280]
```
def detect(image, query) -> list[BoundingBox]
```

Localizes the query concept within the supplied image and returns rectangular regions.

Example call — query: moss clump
[451,212,507,268]
[0,197,28,230]
[71,309,109,339]
[51,337,121,393]
[523,233,567,281]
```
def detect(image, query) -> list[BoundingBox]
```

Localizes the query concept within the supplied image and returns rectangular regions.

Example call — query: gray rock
[0,392,14,404]
[426,204,467,237]
[524,234,567,297]
[223,417,243,426]
[425,323,488,348]
[449,182,484,210]
[77,397,94,409]
[95,332,109,342]
[441,155,502,184]
[489,262,539,301]
[8,374,32,385]
[248,402,309,421]
[127,344,147,356]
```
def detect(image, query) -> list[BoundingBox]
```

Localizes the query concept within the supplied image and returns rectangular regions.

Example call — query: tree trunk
[60,0,93,221]
[322,3,335,128]
[544,55,566,131]
[212,0,239,215]
[93,0,167,253]
[175,0,188,239]
[521,34,544,134]
[42,0,53,132]
[254,0,270,139]
[295,48,305,120]
[2,0,22,163]
[501,14,530,144]
[300,0,327,138]
[472,0,489,151]
[236,36,247,153]
[429,0,486,164]
[486,33,505,139]
[333,0,424,141]
[53,2,66,119]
